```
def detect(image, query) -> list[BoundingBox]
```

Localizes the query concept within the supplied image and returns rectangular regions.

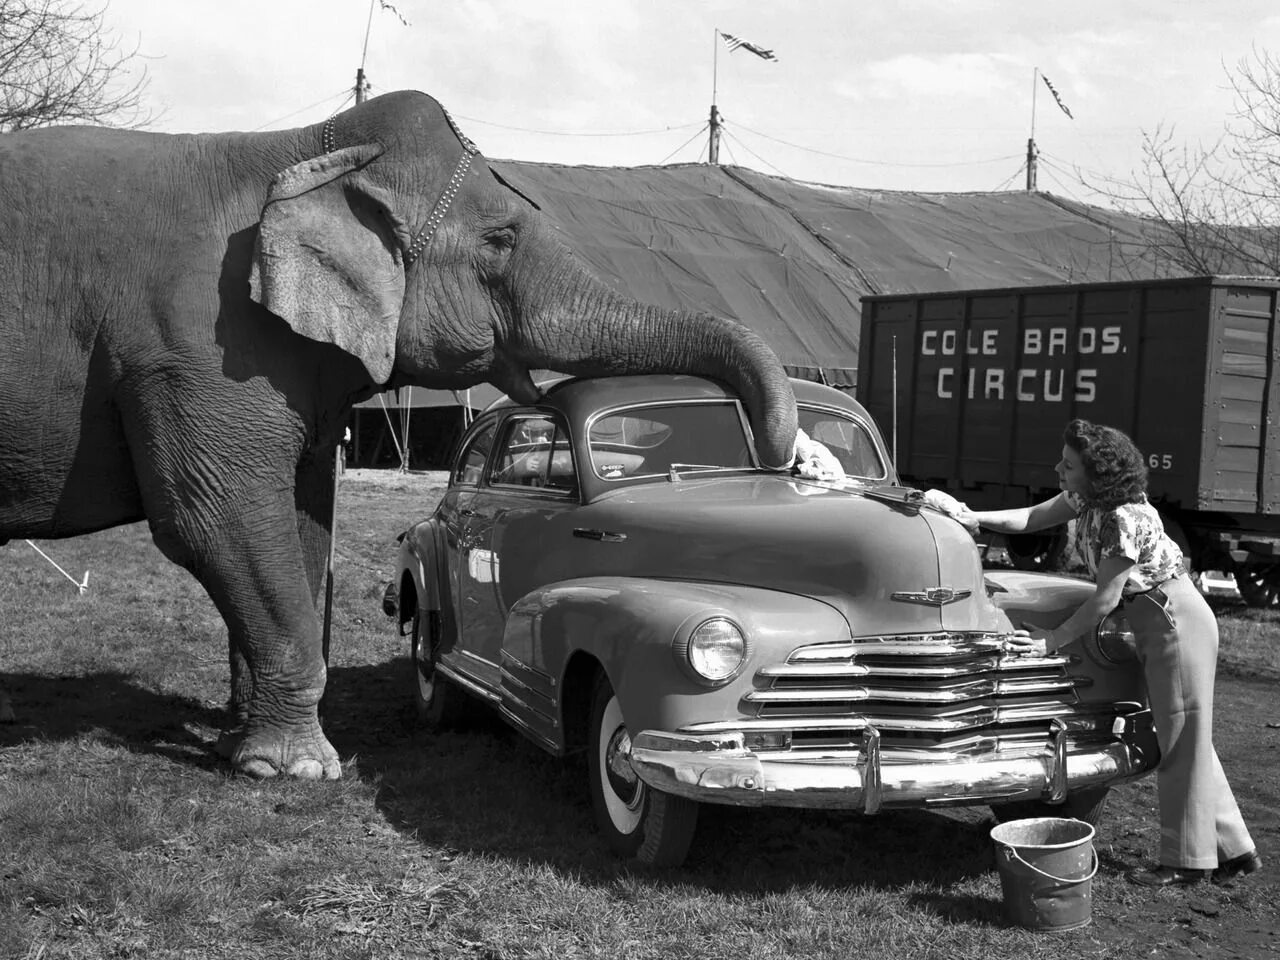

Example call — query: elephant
[0,90,798,778]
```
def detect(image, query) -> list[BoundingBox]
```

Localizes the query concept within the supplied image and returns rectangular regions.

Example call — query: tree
[0,0,149,132]
[1093,48,1280,276]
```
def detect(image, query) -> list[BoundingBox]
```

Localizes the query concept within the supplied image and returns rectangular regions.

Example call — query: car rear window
[588,402,752,480]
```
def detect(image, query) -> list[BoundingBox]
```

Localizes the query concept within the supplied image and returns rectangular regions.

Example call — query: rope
[377,392,406,466]
[24,541,89,594]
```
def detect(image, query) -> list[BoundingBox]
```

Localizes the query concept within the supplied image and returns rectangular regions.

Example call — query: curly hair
[1062,419,1148,509]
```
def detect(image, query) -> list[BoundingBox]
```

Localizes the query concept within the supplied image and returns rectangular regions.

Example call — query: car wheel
[1235,562,1280,608]
[409,606,468,728]
[587,674,699,868]
[990,786,1110,827]
[1005,530,1068,572]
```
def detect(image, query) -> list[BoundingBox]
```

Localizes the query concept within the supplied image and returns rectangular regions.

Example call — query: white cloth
[922,488,979,533]
[793,428,845,481]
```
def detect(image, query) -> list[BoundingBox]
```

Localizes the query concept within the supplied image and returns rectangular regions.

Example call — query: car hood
[539,474,1005,635]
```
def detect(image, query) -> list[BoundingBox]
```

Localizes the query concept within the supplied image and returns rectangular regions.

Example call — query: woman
[952,419,1262,887]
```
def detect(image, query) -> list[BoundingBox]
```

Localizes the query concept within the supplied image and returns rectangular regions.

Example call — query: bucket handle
[998,844,1099,885]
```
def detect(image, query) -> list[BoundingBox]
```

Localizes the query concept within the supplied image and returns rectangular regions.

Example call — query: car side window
[491,415,577,494]
[799,410,886,480]
[453,420,497,486]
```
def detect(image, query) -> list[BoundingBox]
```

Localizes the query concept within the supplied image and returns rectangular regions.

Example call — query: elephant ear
[250,144,405,384]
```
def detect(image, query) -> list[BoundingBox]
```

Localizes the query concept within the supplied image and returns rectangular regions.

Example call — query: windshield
[588,401,753,480]
[798,407,887,480]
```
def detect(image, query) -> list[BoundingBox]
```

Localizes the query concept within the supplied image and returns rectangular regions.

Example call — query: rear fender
[395,521,444,631]
[501,577,850,741]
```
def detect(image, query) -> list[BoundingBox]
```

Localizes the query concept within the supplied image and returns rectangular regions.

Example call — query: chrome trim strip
[499,704,561,755]
[679,706,1131,742]
[789,636,1012,660]
[499,664,551,700]
[436,661,500,704]
[684,717,870,735]
[759,663,873,679]
[499,648,555,683]
[456,649,500,673]
[759,658,1066,679]
[745,680,1001,704]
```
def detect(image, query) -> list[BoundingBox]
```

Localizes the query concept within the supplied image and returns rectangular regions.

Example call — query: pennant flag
[1041,73,1073,119]
[380,1,410,26]
[720,31,778,62]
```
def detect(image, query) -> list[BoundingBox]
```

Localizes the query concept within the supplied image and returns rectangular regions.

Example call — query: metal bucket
[990,817,1097,931]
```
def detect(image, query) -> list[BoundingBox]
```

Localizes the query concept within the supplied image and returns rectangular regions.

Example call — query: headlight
[1095,610,1138,664]
[686,618,746,682]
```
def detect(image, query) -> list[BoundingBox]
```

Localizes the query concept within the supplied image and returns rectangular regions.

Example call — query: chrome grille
[739,631,1087,756]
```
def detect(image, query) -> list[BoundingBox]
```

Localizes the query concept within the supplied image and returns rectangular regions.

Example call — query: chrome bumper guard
[628,710,1156,811]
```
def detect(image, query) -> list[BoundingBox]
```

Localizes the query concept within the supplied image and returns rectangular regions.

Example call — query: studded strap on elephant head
[322,114,477,266]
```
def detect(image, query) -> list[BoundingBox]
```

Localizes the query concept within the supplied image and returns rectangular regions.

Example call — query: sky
[100,0,1280,204]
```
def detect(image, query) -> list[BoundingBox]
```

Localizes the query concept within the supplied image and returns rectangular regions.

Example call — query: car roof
[486,374,876,423]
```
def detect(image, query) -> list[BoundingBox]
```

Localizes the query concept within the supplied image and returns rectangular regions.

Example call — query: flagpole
[709,27,721,164]
[1026,67,1039,192]
[712,26,719,105]
[1030,66,1038,142]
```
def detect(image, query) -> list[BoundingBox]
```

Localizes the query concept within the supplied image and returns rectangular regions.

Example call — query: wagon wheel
[1235,562,1280,608]
[587,673,699,867]
[990,786,1111,828]
[1004,530,1068,572]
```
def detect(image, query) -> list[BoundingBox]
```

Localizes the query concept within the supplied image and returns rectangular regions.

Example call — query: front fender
[986,568,1145,706]
[502,577,851,737]
[985,569,1094,627]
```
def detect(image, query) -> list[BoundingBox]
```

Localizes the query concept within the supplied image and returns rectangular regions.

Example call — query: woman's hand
[1004,626,1055,657]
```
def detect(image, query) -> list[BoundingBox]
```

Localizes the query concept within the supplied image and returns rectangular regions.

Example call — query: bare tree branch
[0,0,150,131]
[1083,48,1280,276]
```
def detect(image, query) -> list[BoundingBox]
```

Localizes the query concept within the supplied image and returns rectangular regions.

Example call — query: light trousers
[1124,574,1254,869]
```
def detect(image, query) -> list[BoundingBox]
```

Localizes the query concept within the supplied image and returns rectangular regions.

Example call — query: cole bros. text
[921,325,1124,402]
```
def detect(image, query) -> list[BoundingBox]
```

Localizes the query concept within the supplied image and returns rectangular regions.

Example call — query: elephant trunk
[514,283,798,469]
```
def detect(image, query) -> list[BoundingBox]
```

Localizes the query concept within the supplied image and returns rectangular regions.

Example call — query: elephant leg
[294,446,337,605]
[220,447,335,734]
[147,482,341,780]
[294,446,339,720]
[0,686,14,723]
[197,506,340,780]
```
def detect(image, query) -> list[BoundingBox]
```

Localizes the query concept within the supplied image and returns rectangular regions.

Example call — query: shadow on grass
[324,657,1003,901]
[0,656,1008,906]
[0,669,227,769]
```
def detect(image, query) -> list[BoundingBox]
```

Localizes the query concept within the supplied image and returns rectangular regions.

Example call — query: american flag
[720,31,778,62]
[1041,74,1073,119]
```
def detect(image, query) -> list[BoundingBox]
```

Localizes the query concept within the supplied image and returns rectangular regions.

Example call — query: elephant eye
[482,227,518,253]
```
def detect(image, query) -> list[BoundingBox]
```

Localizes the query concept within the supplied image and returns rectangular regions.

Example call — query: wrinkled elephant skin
[0,90,797,779]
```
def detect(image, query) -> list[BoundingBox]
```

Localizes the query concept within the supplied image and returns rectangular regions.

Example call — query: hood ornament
[891,587,972,606]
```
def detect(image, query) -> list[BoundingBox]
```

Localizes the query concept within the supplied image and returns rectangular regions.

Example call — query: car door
[458,413,580,686]
[438,416,500,688]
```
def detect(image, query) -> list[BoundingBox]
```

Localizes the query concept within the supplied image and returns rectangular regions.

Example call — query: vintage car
[385,375,1158,867]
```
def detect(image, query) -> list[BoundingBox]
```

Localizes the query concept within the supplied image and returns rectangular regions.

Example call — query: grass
[3,470,1278,959]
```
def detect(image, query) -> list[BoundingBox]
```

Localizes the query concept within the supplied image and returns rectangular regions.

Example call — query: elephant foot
[220,719,342,780]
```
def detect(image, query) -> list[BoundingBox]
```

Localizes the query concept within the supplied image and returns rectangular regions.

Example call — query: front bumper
[629,711,1158,812]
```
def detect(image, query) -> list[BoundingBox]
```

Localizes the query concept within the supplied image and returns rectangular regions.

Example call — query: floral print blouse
[1062,490,1185,595]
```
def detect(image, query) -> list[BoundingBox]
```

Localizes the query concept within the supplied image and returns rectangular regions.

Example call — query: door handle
[573,528,627,542]
[459,508,476,518]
